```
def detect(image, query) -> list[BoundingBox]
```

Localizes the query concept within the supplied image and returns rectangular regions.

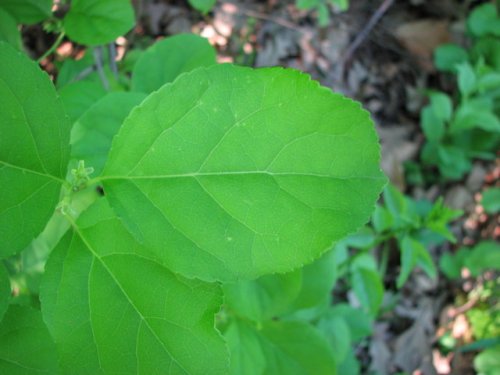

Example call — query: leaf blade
[103,64,386,281]
[40,199,228,374]
[0,42,70,258]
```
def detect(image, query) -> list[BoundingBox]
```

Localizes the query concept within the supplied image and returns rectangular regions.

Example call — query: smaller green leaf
[225,319,337,375]
[482,187,500,214]
[296,0,322,10]
[0,305,58,374]
[344,227,375,249]
[397,235,418,288]
[457,62,477,97]
[0,0,52,24]
[316,314,351,364]
[397,236,436,288]
[351,268,383,316]
[224,271,302,322]
[474,346,500,375]
[0,8,21,50]
[351,253,378,272]
[464,241,500,276]
[439,247,470,280]
[0,263,10,321]
[224,320,266,375]
[131,34,217,94]
[224,248,338,321]
[467,3,500,38]
[337,351,361,375]
[328,304,373,342]
[451,98,500,133]
[317,3,330,27]
[421,106,445,142]
[64,0,135,46]
[437,144,472,180]
[434,44,468,72]
[477,72,500,92]
[372,204,394,233]
[59,81,107,123]
[187,0,216,14]
[430,92,453,122]
[425,197,462,242]
[70,92,146,175]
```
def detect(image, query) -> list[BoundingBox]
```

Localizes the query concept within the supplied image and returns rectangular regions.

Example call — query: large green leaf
[71,92,146,176]
[0,42,70,259]
[0,0,52,24]
[225,319,336,375]
[63,0,135,46]
[102,64,385,282]
[223,248,337,322]
[0,263,9,321]
[131,34,217,94]
[0,8,22,50]
[0,305,58,374]
[40,199,228,374]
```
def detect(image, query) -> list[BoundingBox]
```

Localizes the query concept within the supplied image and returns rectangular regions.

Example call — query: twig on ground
[340,0,395,77]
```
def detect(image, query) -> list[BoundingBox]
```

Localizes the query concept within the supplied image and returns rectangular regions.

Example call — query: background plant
[414,3,500,182]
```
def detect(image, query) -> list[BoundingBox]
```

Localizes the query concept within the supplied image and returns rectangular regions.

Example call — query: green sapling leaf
[131,34,217,94]
[63,0,135,46]
[40,198,228,374]
[0,0,52,25]
[0,42,71,259]
[0,305,58,374]
[103,64,386,282]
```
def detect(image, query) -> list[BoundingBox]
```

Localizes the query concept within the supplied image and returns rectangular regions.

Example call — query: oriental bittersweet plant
[0,34,385,373]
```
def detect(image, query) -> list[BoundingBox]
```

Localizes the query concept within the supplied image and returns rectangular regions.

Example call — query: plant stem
[93,46,109,91]
[37,32,66,63]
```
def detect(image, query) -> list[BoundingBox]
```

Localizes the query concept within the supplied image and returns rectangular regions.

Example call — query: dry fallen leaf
[395,20,451,71]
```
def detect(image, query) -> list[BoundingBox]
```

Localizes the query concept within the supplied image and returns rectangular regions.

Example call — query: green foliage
[440,241,500,279]
[0,19,385,372]
[296,0,349,26]
[482,187,500,214]
[70,92,147,176]
[102,63,385,282]
[0,8,22,50]
[417,3,500,181]
[131,34,217,94]
[0,0,52,25]
[63,0,135,46]
[0,305,58,374]
[0,42,71,259]
[187,0,217,14]
[333,184,461,315]
[474,346,500,375]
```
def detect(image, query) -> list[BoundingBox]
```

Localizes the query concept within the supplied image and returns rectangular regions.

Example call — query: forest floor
[26,1,499,374]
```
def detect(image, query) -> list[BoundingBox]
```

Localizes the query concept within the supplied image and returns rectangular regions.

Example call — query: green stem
[378,242,390,278]
[37,32,66,63]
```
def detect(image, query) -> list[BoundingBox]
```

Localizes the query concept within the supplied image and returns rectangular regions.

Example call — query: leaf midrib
[100,171,384,181]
